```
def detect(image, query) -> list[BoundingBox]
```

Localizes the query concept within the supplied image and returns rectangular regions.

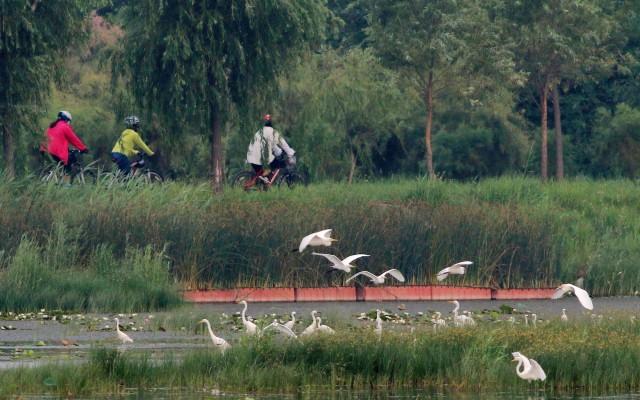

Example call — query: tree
[366,0,516,179]
[0,0,93,177]
[117,1,328,192]
[503,0,610,180]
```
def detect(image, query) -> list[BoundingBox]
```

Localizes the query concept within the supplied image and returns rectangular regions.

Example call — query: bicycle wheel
[278,171,308,189]
[40,165,63,184]
[142,170,164,184]
[71,169,97,185]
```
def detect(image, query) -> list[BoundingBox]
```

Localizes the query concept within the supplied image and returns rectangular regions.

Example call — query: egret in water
[345,269,405,285]
[238,300,259,335]
[551,283,593,310]
[312,252,370,273]
[561,308,568,322]
[531,313,537,327]
[449,301,475,326]
[512,352,546,381]
[436,261,473,281]
[298,229,336,252]
[301,310,319,336]
[374,309,383,338]
[316,317,335,334]
[264,319,298,339]
[431,312,446,330]
[114,318,133,344]
[198,319,231,352]
[284,311,296,331]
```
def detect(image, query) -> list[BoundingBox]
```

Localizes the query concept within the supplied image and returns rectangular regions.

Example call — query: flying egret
[551,283,593,310]
[283,311,296,331]
[374,309,383,338]
[561,308,568,322]
[512,352,546,381]
[298,229,336,252]
[312,252,370,273]
[238,300,259,335]
[198,319,231,352]
[316,317,335,334]
[114,318,133,344]
[301,310,319,336]
[436,261,473,281]
[345,269,405,285]
[264,319,298,339]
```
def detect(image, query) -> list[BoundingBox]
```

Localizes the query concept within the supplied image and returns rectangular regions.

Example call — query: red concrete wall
[431,286,492,300]
[491,288,556,300]
[295,287,356,302]
[363,286,432,301]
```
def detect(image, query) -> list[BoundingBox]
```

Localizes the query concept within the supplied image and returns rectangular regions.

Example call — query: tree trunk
[2,122,16,179]
[210,110,224,193]
[348,147,356,184]
[552,85,564,180]
[424,71,435,179]
[540,85,549,181]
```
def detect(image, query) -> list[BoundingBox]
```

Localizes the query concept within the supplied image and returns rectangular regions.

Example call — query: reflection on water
[17,389,640,400]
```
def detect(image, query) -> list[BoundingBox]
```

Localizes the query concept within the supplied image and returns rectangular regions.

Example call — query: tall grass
[0,221,181,312]
[2,176,640,294]
[2,319,640,397]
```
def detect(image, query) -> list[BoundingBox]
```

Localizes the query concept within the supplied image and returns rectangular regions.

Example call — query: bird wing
[436,267,450,281]
[317,229,333,239]
[265,323,297,338]
[382,269,405,282]
[529,359,547,381]
[572,285,594,310]
[551,284,570,299]
[346,270,377,283]
[450,261,473,268]
[299,232,319,252]
[342,254,370,266]
[312,252,342,266]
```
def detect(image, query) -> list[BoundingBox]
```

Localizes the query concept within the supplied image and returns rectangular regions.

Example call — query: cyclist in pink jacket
[45,111,88,173]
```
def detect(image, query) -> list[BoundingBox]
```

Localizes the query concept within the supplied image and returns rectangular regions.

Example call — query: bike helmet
[124,115,140,128]
[58,110,72,122]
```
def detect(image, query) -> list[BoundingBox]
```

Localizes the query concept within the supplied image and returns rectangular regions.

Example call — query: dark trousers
[111,152,131,174]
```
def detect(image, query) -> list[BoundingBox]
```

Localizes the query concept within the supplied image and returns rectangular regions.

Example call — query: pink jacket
[46,121,87,165]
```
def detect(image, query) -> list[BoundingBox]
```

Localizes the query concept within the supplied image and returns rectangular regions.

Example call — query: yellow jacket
[112,129,154,158]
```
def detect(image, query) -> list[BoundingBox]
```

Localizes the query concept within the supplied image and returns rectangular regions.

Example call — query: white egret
[283,311,296,331]
[560,308,568,322]
[298,229,336,252]
[512,352,546,381]
[449,301,475,326]
[524,314,529,326]
[238,300,259,335]
[114,318,133,344]
[301,310,319,336]
[431,312,446,329]
[551,283,593,310]
[345,269,405,285]
[316,317,335,334]
[264,320,298,339]
[436,261,473,281]
[312,252,370,273]
[531,313,537,327]
[374,309,383,338]
[198,319,231,352]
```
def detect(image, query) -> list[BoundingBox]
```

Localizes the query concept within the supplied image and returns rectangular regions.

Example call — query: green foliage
[591,104,640,177]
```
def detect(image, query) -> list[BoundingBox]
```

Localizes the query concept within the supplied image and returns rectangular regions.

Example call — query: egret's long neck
[205,321,217,341]
[517,356,532,377]
[115,319,120,332]
[452,302,460,313]
[242,303,248,322]
[515,358,525,377]
[291,312,296,323]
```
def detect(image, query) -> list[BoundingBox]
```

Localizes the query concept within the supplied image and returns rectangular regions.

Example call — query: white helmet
[58,110,72,121]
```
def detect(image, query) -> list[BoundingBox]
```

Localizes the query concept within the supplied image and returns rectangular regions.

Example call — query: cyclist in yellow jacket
[111,115,155,174]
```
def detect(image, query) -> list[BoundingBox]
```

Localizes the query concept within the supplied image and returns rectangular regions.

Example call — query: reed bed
[1,318,640,397]
[1,176,640,295]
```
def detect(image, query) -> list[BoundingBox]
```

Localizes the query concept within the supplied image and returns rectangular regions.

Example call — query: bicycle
[230,157,308,190]
[40,149,98,185]
[102,153,164,184]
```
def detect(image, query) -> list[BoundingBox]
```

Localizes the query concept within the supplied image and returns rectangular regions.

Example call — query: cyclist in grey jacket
[245,114,295,188]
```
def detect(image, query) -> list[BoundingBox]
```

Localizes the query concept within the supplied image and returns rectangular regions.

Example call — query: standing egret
[264,320,298,338]
[312,252,370,273]
[316,317,335,334]
[524,314,529,326]
[238,300,259,335]
[284,311,296,331]
[298,229,336,252]
[531,313,537,327]
[374,309,383,338]
[512,352,546,381]
[301,310,319,336]
[114,318,133,344]
[449,301,475,326]
[436,261,473,281]
[561,308,568,322]
[431,312,446,330]
[198,319,231,352]
[345,269,405,285]
[551,283,593,310]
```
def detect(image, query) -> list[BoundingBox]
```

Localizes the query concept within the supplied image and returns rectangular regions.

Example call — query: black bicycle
[40,149,98,185]
[231,157,308,190]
